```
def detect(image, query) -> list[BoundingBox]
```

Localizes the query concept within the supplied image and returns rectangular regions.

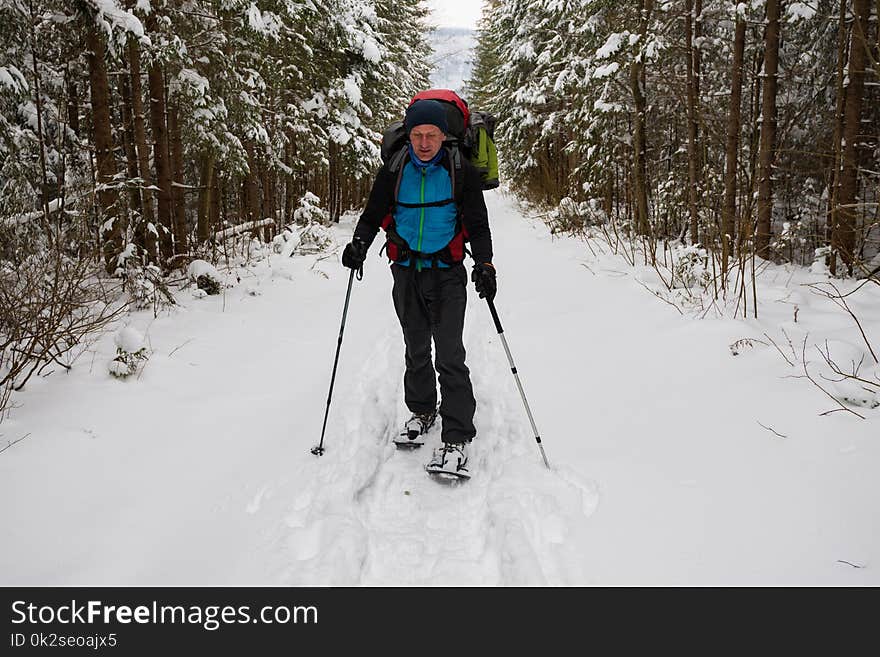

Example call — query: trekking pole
[486,298,550,470]
[312,266,357,456]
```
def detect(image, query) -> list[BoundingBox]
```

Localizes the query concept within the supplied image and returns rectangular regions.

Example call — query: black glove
[471,262,497,301]
[342,237,367,270]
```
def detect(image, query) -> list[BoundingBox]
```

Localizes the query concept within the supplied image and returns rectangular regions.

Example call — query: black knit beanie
[404,99,448,135]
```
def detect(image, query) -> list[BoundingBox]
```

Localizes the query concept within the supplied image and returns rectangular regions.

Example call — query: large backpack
[380,89,499,190]
[378,90,498,266]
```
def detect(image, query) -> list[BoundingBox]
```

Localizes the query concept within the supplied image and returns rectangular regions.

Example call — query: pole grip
[486,297,503,334]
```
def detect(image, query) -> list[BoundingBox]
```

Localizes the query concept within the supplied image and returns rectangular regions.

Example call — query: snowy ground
[1,191,878,586]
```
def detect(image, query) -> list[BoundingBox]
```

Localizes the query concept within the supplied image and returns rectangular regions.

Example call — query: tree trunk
[66,62,80,138]
[264,164,277,231]
[834,0,871,273]
[722,11,746,279]
[284,139,296,224]
[605,169,614,220]
[118,71,141,218]
[146,16,173,262]
[630,0,654,238]
[741,41,764,250]
[212,170,221,234]
[755,0,781,259]
[685,0,700,245]
[264,98,279,230]
[244,141,261,223]
[693,0,702,167]
[85,20,120,272]
[28,0,52,242]
[168,100,188,254]
[197,153,215,243]
[826,0,847,275]
[329,140,341,223]
[268,167,278,239]
[127,38,157,262]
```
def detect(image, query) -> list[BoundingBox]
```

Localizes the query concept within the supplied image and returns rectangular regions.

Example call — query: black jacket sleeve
[460,159,493,265]
[352,163,395,250]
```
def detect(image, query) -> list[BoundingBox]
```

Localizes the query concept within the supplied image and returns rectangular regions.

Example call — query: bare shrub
[0,251,127,420]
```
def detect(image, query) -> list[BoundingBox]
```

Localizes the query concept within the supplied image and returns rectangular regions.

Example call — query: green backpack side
[467,112,499,190]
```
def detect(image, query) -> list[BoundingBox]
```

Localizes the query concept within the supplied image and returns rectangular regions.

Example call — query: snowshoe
[425,441,471,480]
[393,408,438,449]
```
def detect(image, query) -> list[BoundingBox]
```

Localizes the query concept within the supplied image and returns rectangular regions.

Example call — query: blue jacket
[393,147,458,269]
[353,146,493,268]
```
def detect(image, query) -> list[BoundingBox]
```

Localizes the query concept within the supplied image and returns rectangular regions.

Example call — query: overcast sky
[426,0,483,29]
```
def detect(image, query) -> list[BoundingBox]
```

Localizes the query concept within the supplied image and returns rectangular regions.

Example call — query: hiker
[341,98,495,477]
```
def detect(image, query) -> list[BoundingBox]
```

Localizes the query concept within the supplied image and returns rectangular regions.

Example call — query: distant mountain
[428,27,476,94]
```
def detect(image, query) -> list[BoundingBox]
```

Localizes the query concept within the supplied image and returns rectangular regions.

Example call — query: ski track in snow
[265,328,598,586]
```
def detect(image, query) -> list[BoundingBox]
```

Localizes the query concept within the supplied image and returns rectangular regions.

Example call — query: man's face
[409,124,445,162]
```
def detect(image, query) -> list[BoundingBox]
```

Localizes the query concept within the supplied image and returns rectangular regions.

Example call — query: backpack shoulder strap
[389,145,409,175]
[447,146,464,209]
[389,146,409,205]
[388,146,463,211]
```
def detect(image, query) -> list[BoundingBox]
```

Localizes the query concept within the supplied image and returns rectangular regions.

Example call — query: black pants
[391,263,476,444]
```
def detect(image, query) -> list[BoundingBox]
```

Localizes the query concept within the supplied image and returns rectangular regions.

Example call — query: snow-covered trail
[1,191,877,586]
[260,208,600,585]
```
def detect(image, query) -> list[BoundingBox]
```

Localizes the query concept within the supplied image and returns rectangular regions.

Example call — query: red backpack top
[410,89,470,140]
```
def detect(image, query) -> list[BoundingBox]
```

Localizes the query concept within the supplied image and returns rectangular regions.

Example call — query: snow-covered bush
[810,246,832,275]
[293,192,329,225]
[247,237,265,260]
[112,242,138,277]
[126,264,157,309]
[108,327,148,379]
[187,259,225,295]
[670,244,711,289]
[123,261,176,312]
[284,193,333,254]
[549,197,583,233]
[297,223,335,254]
[771,220,811,261]
[272,225,302,257]
[547,198,606,235]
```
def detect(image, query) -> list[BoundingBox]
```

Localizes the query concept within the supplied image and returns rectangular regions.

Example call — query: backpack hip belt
[380,209,469,267]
